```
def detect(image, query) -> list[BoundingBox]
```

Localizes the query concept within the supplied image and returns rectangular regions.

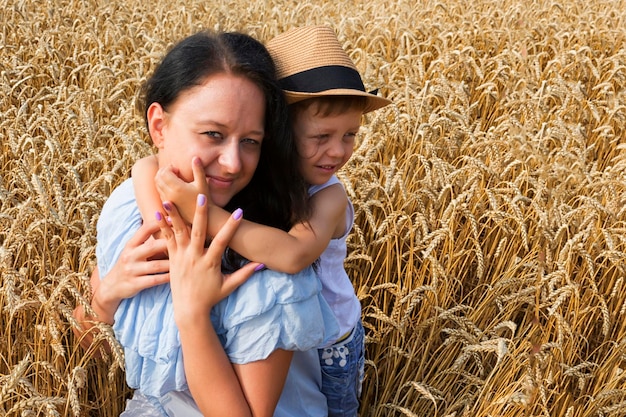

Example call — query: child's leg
[318,320,365,417]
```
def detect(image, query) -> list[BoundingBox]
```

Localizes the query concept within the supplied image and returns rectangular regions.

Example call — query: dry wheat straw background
[2,0,626,415]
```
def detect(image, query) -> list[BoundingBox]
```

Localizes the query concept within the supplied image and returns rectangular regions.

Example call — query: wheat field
[2,0,626,415]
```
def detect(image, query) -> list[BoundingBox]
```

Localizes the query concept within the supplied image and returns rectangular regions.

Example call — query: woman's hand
[156,194,261,323]
[73,221,170,349]
[94,221,171,323]
[156,195,270,417]
[155,157,212,225]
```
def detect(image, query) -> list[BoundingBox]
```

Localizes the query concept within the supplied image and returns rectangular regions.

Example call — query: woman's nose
[218,140,242,174]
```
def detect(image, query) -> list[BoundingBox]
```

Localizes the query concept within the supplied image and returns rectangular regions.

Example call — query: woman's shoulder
[100,178,136,215]
[97,179,140,237]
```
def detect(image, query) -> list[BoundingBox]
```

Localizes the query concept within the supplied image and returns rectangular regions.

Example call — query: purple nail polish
[197,194,206,207]
[163,202,172,212]
[155,211,162,221]
[254,263,265,271]
[232,208,243,220]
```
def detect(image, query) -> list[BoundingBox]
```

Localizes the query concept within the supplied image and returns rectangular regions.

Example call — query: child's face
[152,73,266,208]
[292,104,362,185]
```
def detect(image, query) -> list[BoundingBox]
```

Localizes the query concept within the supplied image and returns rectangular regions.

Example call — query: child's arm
[131,155,163,224]
[229,185,346,273]
[156,157,346,274]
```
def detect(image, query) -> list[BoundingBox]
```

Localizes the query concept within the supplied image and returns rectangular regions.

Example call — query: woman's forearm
[89,282,120,325]
[161,196,289,416]
[177,313,291,417]
[72,268,118,351]
[177,315,253,417]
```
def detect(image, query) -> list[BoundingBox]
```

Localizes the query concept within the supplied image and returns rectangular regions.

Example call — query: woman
[73,30,338,416]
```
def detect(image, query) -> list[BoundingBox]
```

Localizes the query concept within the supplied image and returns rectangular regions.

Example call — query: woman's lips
[207,175,234,188]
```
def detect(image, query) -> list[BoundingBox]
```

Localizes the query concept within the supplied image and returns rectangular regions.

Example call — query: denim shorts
[318,320,365,417]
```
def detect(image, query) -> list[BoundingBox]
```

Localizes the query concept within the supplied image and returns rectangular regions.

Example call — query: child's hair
[138,30,309,233]
[290,95,367,118]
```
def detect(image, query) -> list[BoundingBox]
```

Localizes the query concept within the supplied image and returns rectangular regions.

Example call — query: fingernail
[197,194,206,207]
[163,202,172,212]
[166,216,172,224]
[155,211,162,221]
[232,208,243,220]
[254,263,265,271]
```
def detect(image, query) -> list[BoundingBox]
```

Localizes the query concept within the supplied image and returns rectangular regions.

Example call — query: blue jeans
[318,320,365,417]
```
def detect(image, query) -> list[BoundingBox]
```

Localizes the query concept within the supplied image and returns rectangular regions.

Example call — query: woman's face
[151,73,266,207]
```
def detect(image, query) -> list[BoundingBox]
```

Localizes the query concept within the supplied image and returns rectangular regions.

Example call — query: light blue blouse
[96,179,340,402]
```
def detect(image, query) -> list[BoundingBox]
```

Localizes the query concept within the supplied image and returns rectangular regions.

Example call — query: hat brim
[283,88,392,114]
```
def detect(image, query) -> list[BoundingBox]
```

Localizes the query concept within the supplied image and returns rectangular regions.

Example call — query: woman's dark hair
[139,31,309,230]
[139,31,310,262]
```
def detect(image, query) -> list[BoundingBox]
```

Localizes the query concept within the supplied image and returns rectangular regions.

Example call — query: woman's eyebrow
[198,119,264,136]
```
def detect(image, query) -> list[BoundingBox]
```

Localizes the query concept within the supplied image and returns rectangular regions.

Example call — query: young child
[133,25,391,416]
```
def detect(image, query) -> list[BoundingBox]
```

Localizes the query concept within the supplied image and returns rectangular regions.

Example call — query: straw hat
[266,25,391,113]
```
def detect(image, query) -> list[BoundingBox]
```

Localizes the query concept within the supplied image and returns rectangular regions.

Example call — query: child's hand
[155,158,211,224]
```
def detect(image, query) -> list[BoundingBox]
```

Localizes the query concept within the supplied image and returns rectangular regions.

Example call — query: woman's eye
[241,137,261,146]
[203,131,222,139]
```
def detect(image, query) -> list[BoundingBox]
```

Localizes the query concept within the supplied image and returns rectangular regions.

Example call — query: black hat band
[279,65,366,94]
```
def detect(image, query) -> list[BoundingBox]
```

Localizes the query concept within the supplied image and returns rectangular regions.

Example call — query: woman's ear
[147,102,166,149]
